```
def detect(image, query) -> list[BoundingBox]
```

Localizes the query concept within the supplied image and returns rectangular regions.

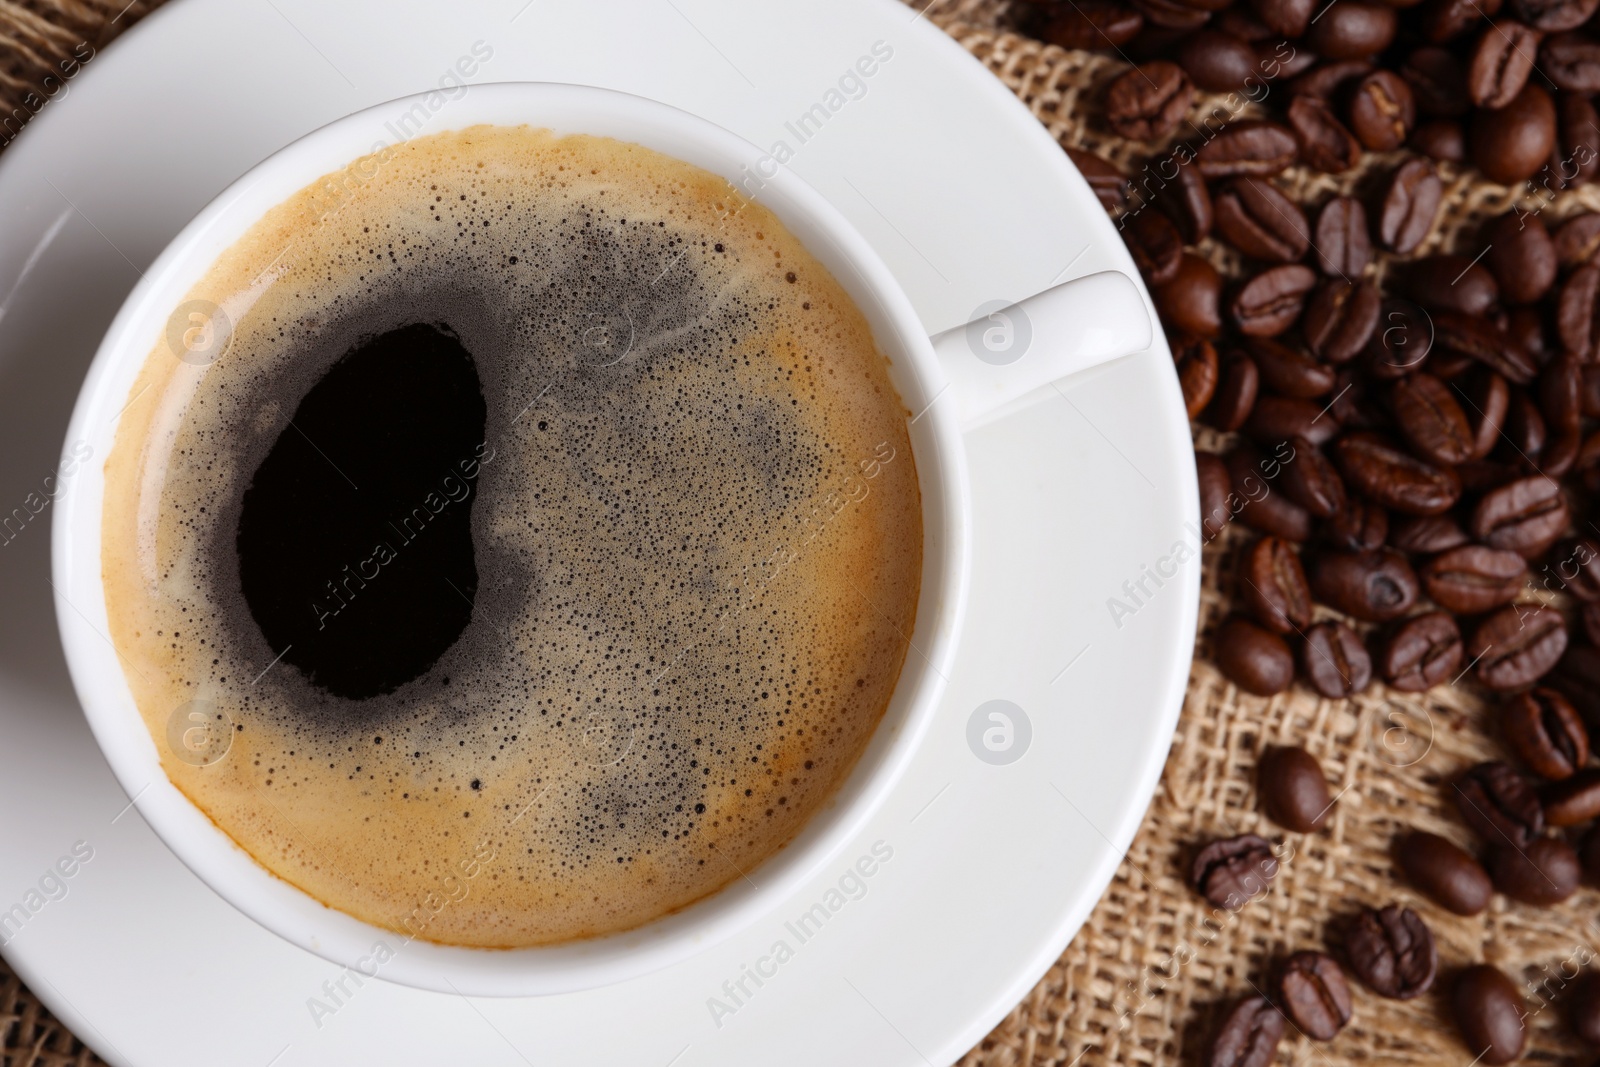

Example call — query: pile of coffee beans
[1011,0,1600,1056]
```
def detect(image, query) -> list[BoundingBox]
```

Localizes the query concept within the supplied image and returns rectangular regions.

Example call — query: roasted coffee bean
[1333,432,1461,515]
[1038,0,1146,49]
[1504,688,1588,780]
[1550,644,1600,723]
[1367,297,1434,377]
[1485,213,1558,305]
[1393,515,1469,552]
[1242,536,1314,633]
[1407,254,1499,316]
[1173,335,1221,417]
[1511,0,1598,31]
[1215,615,1297,694]
[1403,46,1471,116]
[1070,149,1131,215]
[1214,178,1311,263]
[1346,904,1437,999]
[1392,372,1475,465]
[1245,337,1335,397]
[1420,545,1527,613]
[1541,356,1582,440]
[1348,70,1416,150]
[1204,995,1285,1067]
[1302,620,1373,697]
[1190,832,1279,908]
[1470,603,1569,689]
[1550,91,1600,190]
[1106,61,1195,141]
[1325,495,1389,550]
[1549,537,1600,600]
[1174,30,1260,91]
[1281,437,1347,517]
[1230,446,1317,539]
[1204,350,1261,431]
[1306,1,1396,57]
[1379,158,1442,253]
[1568,972,1600,1045]
[1380,611,1463,690]
[1123,209,1184,286]
[1303,280,1381,363]
[1329,367,1377,427]
[1488,835,1581,901]
[1472,81,1558,184]
[1288,95,1363,173]
[1310,547,1420,621]
[1456,760,1544,845]
[1155,254,1224,338]
[1250,0,1315,37]
[1559,214,1600,269]
[1421,0,1494,41]
[1470,476,1568,557]
[1434,312,1537,384]
[1454,965,1527,1066]
[1214,7,1274,38]
[1156,154,1214,242]
[1243,394,1341,449]
[1231,264,1317,336]
[1259,745,1333,831]
[1411,118,1467,162]
[1398,830,1493,914]
[1468,20,1542,108]
[1542,767,1600,824]
[1254,38,1315,79]
[1501,389,1548,458]
[1199,451,1236,541]
[1313,197,1372,279]
[1507,305,1549,362]
[1196,120,1299,179]
[1558,263,1600,359]
[1278,951,1353,1041]
[1541,30,1600,90]
[1289,58,1374,99]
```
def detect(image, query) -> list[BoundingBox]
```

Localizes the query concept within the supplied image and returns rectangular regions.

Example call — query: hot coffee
[101,126,921,947]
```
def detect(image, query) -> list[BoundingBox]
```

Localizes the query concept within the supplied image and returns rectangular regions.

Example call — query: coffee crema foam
[101,126,921,947]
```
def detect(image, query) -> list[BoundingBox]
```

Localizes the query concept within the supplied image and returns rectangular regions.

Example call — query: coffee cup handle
[928,270,1153,429]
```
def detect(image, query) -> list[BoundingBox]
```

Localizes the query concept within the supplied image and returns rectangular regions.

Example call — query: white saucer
[0,1,1197,1063]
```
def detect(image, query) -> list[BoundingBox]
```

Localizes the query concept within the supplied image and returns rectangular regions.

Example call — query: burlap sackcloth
[3,1,1598,1064]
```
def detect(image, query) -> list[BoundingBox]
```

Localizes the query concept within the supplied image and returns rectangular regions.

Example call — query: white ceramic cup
[52,82,1151,997]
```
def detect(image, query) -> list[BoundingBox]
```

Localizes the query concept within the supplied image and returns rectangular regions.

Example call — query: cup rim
[51,81,969,996]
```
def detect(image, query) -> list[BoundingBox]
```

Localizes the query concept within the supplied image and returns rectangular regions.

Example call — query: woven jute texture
[4,1,1600,1065]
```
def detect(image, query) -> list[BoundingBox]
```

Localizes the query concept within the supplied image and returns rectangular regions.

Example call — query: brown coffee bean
[1460,370,1512,459]
[1488,834,1581,901]
[1511,0,1598,31]
[1472,81,1558,184]
[1470,476,1568,557]
[1542,767,1600,824]
[1325,495,1389,550]
[1397,830,1493,914]
[1069,149,1131,215]
[1244,337,1335,397]
[1468,20,1542,108]
[1379,158,1442,254]
[1243,394,1340,447]
[1190,832,1279,908]
[1434,312,1537,384]
[1303,280,1381,363]
[1204,350,1260,432]
[1199,452,1237,541]
[1406,254,1500,316]
[1480,215,1555,307]
[1196,120,1299,179]
[1123,209,1184,285]
[1421,0,1493,41]
[1333,432,1462,515]
[1204,995,1285,1067]
[1411,118,1467,162]
[1174,30,1261,90]
[1242,536,1314,633]
[1280,437,1347,517]
[1392,372,1475,465]
[1214,178,1310,263]
[1173,335,1220,417]
[1568,972,1600,1045]
[1259,745,1333,831]
[1345,904,1437,999]
[1250,0,1315,36]
[1403,46,1470,116]
[1106,61,1195,140]
[1278,951,1353,1041]
[1550,91,1600,190]
[1367,297,1434,377]
[1558,262,1600,359]
[1231,264,1317,336]
[1216,615,1297,694]
[1549,537,1600,600]
[1312,197,1371,279]
[1453,965,1526,1066]
[1306,2,1397,58]
[1214,7,1273,39]
[1455,760,1545,845]
[1421,545,1527,613]
[1302,620,1373,697]
[1038,0,1146,49]
[1155,254,1224,338]
[1550,644,1600,723]
[1310,547,1420,621]
[1503,687,1589,779]
[1471,603,1569,689]
[1558,213,1600,268]
[1290,58,1374,99]
[1380,611,1464,690]
[1230,446,1317,539]
[1348,70,1416,150]
[1392,515,1468,553]
[1288,95,1363,173]
[1155,154,1213,242]
[1541,29,1600,90]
